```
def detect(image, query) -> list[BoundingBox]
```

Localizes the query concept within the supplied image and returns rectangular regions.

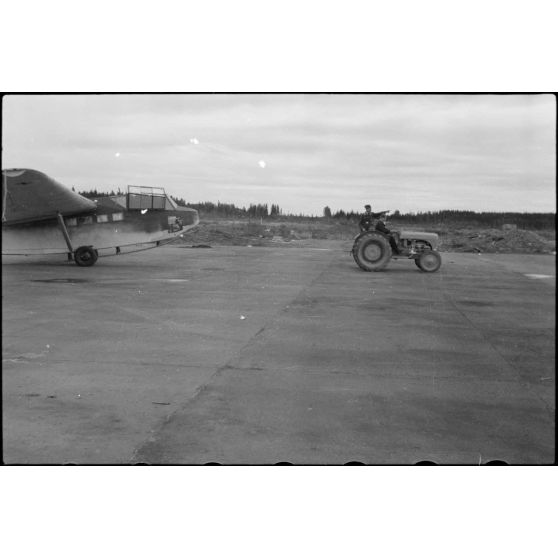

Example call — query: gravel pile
[442,228,556,254]
[183,223,272,246]
[182,221,556,254]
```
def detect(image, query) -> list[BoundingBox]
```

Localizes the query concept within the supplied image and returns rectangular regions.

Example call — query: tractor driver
[359,204,381,232]
[359,204,400,254]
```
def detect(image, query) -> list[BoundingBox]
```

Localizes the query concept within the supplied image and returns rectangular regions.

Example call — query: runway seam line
[129,252,337,463]
[441,285,555,422]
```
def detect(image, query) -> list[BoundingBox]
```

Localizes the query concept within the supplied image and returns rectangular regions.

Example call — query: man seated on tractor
[359,204,400,254]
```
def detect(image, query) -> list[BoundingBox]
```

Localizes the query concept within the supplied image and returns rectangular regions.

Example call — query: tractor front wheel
[417,250,441,272]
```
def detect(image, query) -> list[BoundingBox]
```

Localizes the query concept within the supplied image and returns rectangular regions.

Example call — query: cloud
[2,94,555,214]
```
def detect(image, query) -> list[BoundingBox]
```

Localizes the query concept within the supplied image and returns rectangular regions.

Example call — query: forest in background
[168,197,556,230]
[77,190,555,230]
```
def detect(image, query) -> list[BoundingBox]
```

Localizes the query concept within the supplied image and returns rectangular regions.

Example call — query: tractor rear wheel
[74,245,98,267]
[352,232,392,271]
[417,250,441,272]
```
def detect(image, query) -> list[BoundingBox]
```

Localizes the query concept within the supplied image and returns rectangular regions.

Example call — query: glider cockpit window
[127,185,176,210]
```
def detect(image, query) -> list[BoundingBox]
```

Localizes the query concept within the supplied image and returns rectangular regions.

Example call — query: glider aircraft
[2,169,199,266]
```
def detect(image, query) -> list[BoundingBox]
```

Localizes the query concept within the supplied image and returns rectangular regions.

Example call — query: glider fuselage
[2,169,199,263]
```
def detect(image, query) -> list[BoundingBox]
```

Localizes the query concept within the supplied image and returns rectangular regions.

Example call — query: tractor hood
[399,230,440,249]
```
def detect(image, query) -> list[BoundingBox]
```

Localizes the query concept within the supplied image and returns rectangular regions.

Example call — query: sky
[2,94,556,216]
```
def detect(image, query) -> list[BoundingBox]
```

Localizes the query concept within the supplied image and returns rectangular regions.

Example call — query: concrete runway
[2,244,555,464]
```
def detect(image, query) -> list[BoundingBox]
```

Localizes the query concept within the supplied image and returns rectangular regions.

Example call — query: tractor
[352,212,442,272]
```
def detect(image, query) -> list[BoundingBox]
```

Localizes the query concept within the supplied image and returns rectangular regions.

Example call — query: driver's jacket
[374,220,392,235]
[359,212,389,232]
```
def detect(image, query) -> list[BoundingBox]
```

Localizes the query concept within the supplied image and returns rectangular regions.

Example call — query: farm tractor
[352,212,442,272]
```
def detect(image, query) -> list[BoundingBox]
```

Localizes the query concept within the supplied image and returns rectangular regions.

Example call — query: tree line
[76,189,553,229]
[395,210,555,230]
[77,188,124,197]
[171,198,283,218]
[324,207,555,230]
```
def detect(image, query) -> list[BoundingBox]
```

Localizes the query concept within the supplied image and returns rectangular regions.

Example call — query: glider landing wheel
[74,246,98,267]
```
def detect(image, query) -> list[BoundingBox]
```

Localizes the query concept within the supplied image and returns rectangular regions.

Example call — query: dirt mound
[442,228,555,254]
[180,220,556,254]
[182,222,277,247]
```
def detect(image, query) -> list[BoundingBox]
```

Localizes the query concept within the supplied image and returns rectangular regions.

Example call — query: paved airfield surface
[2,244,555,464]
